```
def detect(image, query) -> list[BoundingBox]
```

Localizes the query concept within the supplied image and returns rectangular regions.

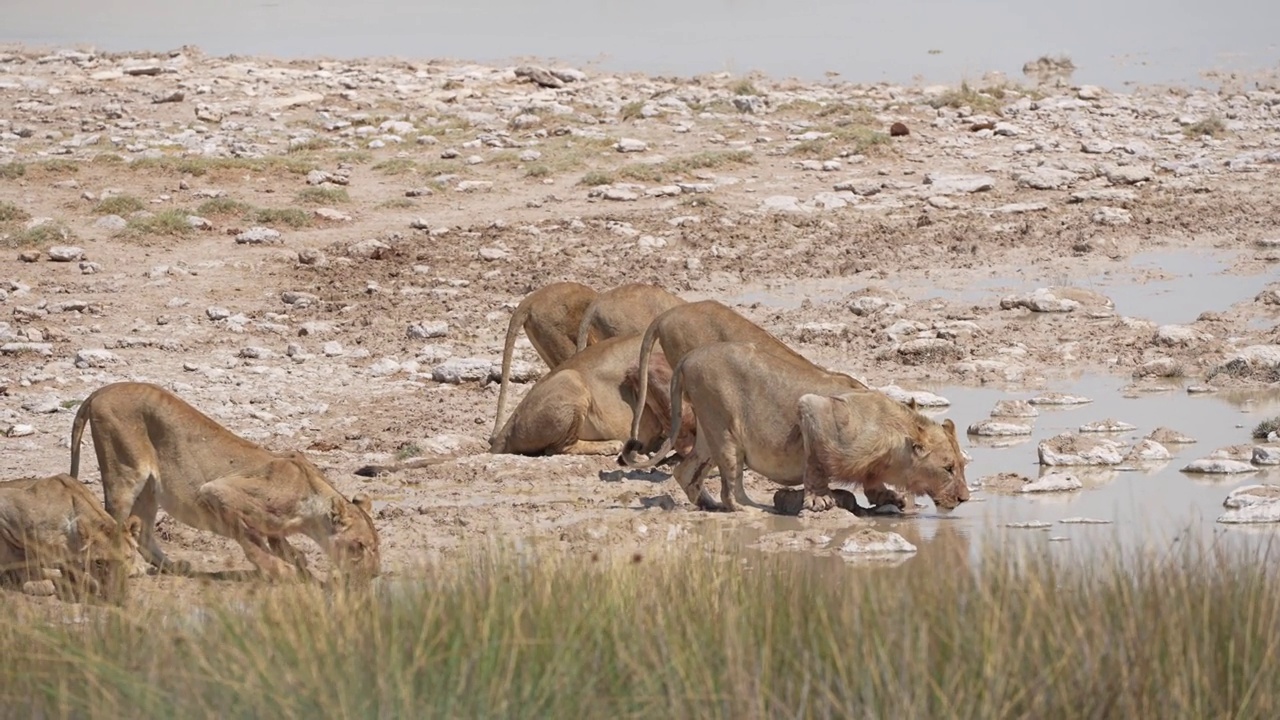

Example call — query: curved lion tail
[618,351,686,469]
[68,390,96,478]
[492,298,535,444]
[626,316,664,445]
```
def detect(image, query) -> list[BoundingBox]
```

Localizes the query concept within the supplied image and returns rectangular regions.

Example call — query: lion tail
[68,388,97,478]
[618,351,687,469]
[492,297,536,445]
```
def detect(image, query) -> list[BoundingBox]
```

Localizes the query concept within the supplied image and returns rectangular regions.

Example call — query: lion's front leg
[196,478,308,581]
[800,452,836,514]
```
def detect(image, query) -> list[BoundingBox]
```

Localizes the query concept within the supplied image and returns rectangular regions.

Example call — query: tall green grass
[1,538,1277,718]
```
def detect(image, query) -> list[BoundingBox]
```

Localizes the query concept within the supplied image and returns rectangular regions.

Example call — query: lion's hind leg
[492,372,590,456]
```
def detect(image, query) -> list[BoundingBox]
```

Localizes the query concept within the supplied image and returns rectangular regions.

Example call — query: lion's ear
[351,493,372,515]
[908,437,928,458]
[941,418,956,434]
[907,397,919,411]
[329,496,346,525]
[124,515,143,541]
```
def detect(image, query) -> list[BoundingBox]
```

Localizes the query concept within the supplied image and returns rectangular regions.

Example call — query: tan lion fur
[573,283,686,352]
[620,342,969,513]
[0,474,144,605]
[69,382,380,583]
[622,299,868,455]
[492,281,599,444]
[491,334,679,457]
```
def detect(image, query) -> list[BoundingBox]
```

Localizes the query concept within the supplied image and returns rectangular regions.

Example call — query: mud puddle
[706,374,1280,571]
[724,249,1275,327]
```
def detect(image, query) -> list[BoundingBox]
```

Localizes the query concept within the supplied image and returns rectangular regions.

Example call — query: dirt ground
[1,45,1278,607]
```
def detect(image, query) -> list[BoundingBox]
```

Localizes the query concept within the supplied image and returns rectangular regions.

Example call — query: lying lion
[0,474,144,605]
[69,382,380,583]
[491,334,694,457]
[624,299,868,451]
[621,341,970,514]
[574,282,686,352]
[493,281,599,445]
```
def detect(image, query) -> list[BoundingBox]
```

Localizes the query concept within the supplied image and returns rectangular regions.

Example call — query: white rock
[1154,324,1204,346]
[922,173,995,195]
[346,239,392,260]
[837,529,917,555]
[1147,427,1196,444]
[968,420,1032,437]
[407,321,449,339]
[431,358,493,384]
[1016,167,1077,190]
[74,348,124,368]
[1038,433,1125,466]
[602,187,639,202]
[478,247,509,261]
[1059,517,1112,524]
[1020,473,1083,492]
[761,195,807,212]
[615,138,648,153]
[1079,419,1137,433]
[1223,484,1280,509]
[1252,446,1280,466]
[1000,288,1079,313]
[1092,207,1131,225]
[1181,459,1258,475]
[47,245,85,262]
[1028,393,1092,406]
[991,399,1039,418]
[21,394,63,414]
[235,227,282,245]
[1006,521,1052,529]
[322,341,344,357]
[1217,503,1280,524]
[1125,439,1171,463]
[3,424,35,438]
[368,357,402,377]
[877,384,950,407]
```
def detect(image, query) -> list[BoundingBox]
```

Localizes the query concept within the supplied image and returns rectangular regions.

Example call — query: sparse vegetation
[251,207,312,229]
[1254,416,1280,439]
[334,150,374,165]
[525,164,553,179]
[129,155,317,177]
[730,78,759,96]
[123,209,195,238]
[1,540,1279,718]
[296,187,351,205]
[395,443,423,461]
[287,137,331,154]
[0,200,29,223]
[3,221,72,248]
[94,194,147,216]
[378,198,417,210]
[1185,115,1227,138]
[620,100,646,121]
[928,81,1006,113]
[578,170,616,187]
[0,162,27,180]
[196,198,254,217]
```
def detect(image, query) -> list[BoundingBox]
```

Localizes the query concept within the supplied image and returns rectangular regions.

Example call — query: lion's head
[75,514,143,605]
[328,493,380,583]
[902,417,970,510]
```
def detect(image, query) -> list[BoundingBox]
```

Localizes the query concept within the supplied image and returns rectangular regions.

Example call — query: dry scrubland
[2,45,1280,716]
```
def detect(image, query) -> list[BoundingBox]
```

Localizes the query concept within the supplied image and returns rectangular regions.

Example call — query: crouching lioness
[69,382,380,583]
[0,474,144,605]
[621,341,970,513]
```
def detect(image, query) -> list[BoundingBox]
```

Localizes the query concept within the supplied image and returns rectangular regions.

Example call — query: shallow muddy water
[727,249,1277,327]
[4,0,1278,90]
[729,373,1280,571]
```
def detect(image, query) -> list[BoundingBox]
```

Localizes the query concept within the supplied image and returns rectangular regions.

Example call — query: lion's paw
[802,492,836,513]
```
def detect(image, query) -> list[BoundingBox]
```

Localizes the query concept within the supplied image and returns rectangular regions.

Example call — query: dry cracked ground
[1,45,1279,608]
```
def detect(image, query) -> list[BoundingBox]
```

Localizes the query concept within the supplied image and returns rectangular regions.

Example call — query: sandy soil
[1,45,1278,607]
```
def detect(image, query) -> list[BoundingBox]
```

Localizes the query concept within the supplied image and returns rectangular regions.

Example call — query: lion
[491,334,695,457]
[0,474,144,605]
[620,341,970,514]
[573,283,686,352]
[69,382,380,583]
[622,299,869,454]
[492,281,599,445]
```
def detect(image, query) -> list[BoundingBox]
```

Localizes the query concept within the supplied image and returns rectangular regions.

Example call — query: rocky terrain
[1,45,1279,604]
